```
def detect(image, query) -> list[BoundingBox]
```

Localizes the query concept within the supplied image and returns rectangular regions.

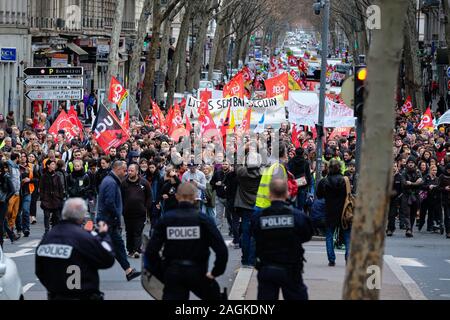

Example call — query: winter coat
[67,170,91,199]
[121,177,152,220]
[316,173,346,228]
[96,173,123,226]
[288,154,312,189]
[234,165,262,210]
[39,171,65,210]
[438,173,450,204]
[160,177,180,212]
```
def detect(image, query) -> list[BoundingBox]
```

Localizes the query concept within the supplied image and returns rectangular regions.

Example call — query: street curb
[228,267,254,300]
[383,255,428,300]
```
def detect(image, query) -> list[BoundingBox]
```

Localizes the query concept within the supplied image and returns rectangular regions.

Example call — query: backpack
[341,176,355,230]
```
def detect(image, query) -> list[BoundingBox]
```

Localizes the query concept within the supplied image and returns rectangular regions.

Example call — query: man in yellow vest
[255,142,289,212]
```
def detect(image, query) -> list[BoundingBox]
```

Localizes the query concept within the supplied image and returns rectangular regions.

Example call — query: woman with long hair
[0,161,19,246]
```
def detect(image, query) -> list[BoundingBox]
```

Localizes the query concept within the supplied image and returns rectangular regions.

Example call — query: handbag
[341,176,355,230]
[296,176,308,187]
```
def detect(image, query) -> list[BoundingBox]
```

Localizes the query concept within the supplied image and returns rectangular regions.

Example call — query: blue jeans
[20,194,31,233]
[296,188,307,210]
[237,208,255,266]
[325,226,351,263]
[109,225,131,271]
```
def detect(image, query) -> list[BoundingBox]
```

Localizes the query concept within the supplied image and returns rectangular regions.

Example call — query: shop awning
[66,42,88,56]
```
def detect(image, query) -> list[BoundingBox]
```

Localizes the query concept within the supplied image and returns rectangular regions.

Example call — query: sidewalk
[232,242,414,300]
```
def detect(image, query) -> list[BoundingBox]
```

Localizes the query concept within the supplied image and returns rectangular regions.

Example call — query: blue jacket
[96,172,123,226]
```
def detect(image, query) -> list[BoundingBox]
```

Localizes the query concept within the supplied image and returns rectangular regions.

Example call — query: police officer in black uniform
[144,182,228,300]
[251,178,313,300]
[36,198,115,300]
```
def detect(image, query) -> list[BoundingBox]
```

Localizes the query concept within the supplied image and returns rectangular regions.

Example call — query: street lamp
[313,0,330,188]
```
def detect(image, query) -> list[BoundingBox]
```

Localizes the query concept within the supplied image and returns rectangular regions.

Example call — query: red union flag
[242,66,253,83]
[240,107,252,134]
[265,72,289,100]
[48,110,80,142]
[270,56,278,73]
[198,100,217,136]
[289,69,305,89]
[223,73,244,98]
[151,100,166,132]
[298,57,308,74]
[417,107,434,131]
[401,96,413,115]
[288,54,298,67]
[168,103,186,141]
[92,104,129,154]
[67,105,84,140]
[108,76,128,107]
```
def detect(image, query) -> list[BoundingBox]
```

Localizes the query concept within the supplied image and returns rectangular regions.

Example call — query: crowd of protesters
[1,95,448,269]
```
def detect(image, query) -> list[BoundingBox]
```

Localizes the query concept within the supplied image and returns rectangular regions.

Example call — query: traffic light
[354,64,367,120]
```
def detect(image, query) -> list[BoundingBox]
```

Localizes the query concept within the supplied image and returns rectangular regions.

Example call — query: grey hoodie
[7,159,20,195]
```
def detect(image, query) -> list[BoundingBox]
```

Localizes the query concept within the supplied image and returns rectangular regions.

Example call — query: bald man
[144,182,228,300]
[251,178,313,300]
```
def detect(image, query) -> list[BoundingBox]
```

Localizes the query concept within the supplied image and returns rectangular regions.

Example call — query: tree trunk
[177,37,188,93]
[167,7,192,105]
[155,18,172,103]
[240,34,249,64]
[105,0,125,108]
[261,26,267,57]
[342,0,410,300]
[403,38,415,105]
[186,10,211,92]
[443,0,450,65]
[404,0,424,110]
[141,0,162,116]
[129,0,153,116]
[215,19,231,75]
[232,34,242,69]
[208,10,227,80]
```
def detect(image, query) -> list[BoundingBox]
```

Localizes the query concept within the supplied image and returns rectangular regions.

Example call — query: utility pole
[314,0,330,187]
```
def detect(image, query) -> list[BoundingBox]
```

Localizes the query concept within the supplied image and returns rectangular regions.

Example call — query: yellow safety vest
[255,163,287,209]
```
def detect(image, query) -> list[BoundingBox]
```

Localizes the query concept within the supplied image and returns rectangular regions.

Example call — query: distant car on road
[0,246,23,300]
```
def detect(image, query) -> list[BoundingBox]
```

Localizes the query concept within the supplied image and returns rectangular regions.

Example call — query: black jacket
[160,176,181,212]
[144,202,228,278]
[121,177,152,219]
[251,201,313,267]
[35,221,115,297]
[210,168,227,199]
[401,169,423,196]
[288,155,312,189]
[39,171,65,210]
[67,170,91,199]
[316,173,347,228]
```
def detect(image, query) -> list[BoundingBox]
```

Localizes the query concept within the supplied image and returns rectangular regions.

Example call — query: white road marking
[23,283,35,293]
[445,260,450,265]
[393,257,426,267]
[19,240,40,248]
[228,267,254,300]
[225,240,233,246]
[439,278,450,281]
[384,255,427,300]
[4,248,34,258]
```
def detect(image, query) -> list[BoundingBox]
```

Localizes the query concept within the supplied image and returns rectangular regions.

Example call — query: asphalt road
[3,206,242,300]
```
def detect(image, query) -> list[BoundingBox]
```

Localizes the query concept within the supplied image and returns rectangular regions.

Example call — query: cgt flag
[68,105,84,140]
[223,72,244,98]
[417,107,434,131]
[108,76,128,108]
[265,72,289,101]
[92,103,130,154]
[48,110,81,142]
[401,96,413,115]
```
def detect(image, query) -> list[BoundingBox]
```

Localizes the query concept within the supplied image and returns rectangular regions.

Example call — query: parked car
[0,246,23,300]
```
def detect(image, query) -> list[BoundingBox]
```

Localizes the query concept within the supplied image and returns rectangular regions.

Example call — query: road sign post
[25,89,84,101]
[23,77,84,87]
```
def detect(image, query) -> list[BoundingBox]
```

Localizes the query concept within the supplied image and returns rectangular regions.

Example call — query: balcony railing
[0,10,27,26]
[29,15,135,33]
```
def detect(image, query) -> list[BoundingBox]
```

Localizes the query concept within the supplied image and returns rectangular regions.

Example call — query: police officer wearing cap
[251,178,313,300]
[36,198,115,300]
[144,182,228,300]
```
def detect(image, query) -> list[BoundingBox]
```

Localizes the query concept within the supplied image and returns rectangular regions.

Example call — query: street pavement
[3,206,450,300]
[3,206,242,300]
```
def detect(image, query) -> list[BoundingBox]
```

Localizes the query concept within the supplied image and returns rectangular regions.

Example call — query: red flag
[122,110,129,130]
[240,107,252,134]
[292,124,301,148]
[220,106,232,148]
[288,54,298,67]
[67,105,84,140]
[265,72,289,101]
[269,56,278,73]
[92,104,129,154]
[298,57,308,74]
[329,127,351,140]
[223,73,244,98]
[198,99,217,136]
[401,96,414,115]
[151,100,166,132]
[165,106,174,132]
[185,114,192,133]
[168,103,185,140]
[108,76,128,107]
[48,110,80,142]
[417,107,434,131]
